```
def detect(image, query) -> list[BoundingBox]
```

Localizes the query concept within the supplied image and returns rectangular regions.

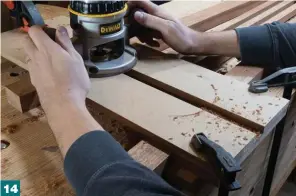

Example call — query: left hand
[23,26,90,113]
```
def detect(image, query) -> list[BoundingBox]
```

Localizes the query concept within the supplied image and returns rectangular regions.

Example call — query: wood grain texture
[210,1,281,31]
[4,76,40,113]
[239,1,294,27]
[160,1,220,19]
[1,61,74,195]
[264,3,296,23]
[128,141,169,175]
[182,1,262,31]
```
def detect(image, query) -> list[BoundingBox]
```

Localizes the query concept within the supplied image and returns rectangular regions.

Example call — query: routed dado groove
[87,74,256,159]
[127,45,289,132]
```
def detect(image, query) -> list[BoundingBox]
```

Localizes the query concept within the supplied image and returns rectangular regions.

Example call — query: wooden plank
[271,97,296,196]
[210,1,281,31]
[239,1,294,27]
[289,15,296,22]
[128,45,288,132]
[224,65,264,84]
[264,3,296,23]
[4,76,40,113]
[87,74,256,159]
[128,141,169,175]
[160,1,220,19]
[181,1,262,31]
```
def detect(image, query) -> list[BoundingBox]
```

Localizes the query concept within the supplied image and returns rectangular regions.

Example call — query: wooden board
[181,1,262,31]
[239,1,294,27]
[128,45,288,132]
[4,76,40,113]
[210,1,281,31]
[128,141,168,175]
[87,74,256,158]
[264,3,296,23]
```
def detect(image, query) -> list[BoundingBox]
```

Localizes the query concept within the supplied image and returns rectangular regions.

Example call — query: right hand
[128,0,197,54]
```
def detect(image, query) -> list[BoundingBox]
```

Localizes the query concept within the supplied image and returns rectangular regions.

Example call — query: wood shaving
[1,124,18,134]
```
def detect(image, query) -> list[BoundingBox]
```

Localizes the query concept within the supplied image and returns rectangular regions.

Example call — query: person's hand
[23,26,90,112]
[128,0,198,54]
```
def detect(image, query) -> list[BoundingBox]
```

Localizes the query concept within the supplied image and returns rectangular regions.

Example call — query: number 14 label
[1,180,20,196]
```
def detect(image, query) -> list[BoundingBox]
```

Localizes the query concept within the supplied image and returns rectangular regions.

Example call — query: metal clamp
[191,133,241,196]
[249,67,296,93]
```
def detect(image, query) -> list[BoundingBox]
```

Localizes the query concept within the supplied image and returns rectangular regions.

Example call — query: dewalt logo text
[100,22,121,35]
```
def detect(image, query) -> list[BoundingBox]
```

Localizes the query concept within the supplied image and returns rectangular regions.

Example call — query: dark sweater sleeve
[235,22,296,69]
[64,131,184,196]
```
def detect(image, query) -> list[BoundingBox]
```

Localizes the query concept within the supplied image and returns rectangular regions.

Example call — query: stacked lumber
[1,1,296,196]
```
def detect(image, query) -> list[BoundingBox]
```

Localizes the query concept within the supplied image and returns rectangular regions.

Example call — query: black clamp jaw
[249,66,296,93]
[191,133,241,196]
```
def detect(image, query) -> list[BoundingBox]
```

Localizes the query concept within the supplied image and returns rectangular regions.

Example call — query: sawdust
[1,110,45,135]
[38,174,74,196]
[86,102,131,147]
[1,124,18,134]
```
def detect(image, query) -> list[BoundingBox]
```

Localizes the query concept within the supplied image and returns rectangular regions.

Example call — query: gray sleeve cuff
[64,131,132,196]
[235,25,274,67]
[235,22,296,69]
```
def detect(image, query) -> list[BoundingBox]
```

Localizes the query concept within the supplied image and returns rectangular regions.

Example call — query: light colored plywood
[128,45,288,132]
[87,74,256,158]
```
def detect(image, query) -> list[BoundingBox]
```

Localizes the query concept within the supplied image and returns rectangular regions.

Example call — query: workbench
[1,2,296,196]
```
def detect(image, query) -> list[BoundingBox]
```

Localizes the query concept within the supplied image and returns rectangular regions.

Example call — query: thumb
[134,11,167,34]
[55,26,74,53]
